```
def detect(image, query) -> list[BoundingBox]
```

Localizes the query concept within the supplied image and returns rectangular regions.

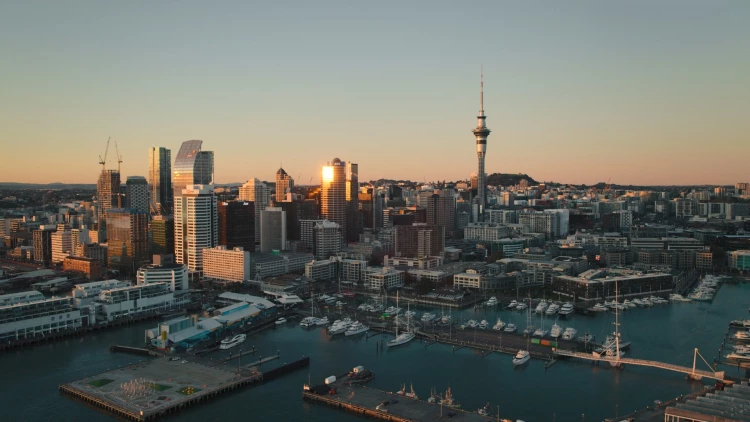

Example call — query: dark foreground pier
[59,356,310,421]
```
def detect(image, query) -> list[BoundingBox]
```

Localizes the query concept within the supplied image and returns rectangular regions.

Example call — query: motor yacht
[421,312,436,323]
[523,325,536,335]
[562,327,578,340]
[315,316,329,326]
[669,294,692,302]
[512,350,531,366]
[533,327,548,337]
[535,300,548,314]
[299,317,317,328]
[623,300,636,308]
[503,323,517,333]
[466,319,478,329]
[486,297,498,306]
[558,302,574,316]
[515,302,528,311]
[549,323,562,339]
[493,318,506,331]
[507,300,518,309]
[592,303,608,312]
[275,317,287,325]
[219,334,247,350]
[345,321,369,336]
[478,320,489,330]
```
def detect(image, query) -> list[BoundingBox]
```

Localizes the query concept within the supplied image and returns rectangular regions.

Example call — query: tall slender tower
[472,71,491,221]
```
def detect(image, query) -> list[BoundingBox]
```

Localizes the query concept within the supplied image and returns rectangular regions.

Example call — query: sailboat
[388,294,415,347]
[405,383,418,400]
[604,280,625,368]
[522,297,535,335]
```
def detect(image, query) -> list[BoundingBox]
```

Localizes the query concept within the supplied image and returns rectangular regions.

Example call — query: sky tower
[472,71,491,220]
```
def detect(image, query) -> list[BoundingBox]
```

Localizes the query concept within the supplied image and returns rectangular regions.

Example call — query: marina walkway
[553,349,725,381]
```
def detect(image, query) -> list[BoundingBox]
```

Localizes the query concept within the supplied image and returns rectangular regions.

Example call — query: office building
[674,198,698,219]
[275,167,294,200]
[472,73,490,220]
[107,208,149,269]
[200,246,250,283]
[304,259,337,282]
[125,176,150,213]
[425,190,456,236]
[275,201,301,242]
[149,215,174,255]
[260,207,287,253]
[148,146,172,214]
[71,279,131,305]
[313,220,341,259]
[394,224,445,258]
[51,229,72,263]
[218,201,254,251]
[321,158,347,241]
[173,140,214,201]
[729,250,750,271]
[250,253,314,279]
[174,185,218,271]
[238,178,270,243]
[63,256,102,280]
[32,226,56,264]
[463,223,513,242]
[137,254,189,292]
[0,296,82,341]
[485,209,518,225]
[346,162,359,242]
[363,267,404,290]
[70,228,91,257]
[96,169,121,233]
[340,258,368,283]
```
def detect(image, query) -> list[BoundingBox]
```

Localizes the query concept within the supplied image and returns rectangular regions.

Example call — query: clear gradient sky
[1,1,748,186]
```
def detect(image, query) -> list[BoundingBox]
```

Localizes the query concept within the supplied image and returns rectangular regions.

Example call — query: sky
[1,1,748,186]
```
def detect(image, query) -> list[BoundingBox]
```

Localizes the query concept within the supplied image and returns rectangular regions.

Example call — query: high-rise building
[173,140,214,201]
[471,73,490,221]
[394,224,445,258]
[313,220,341,260]
[359,190,374,229]
[70,228,91,256]
[301,219,325,252]
[51,229,72,263]
[275,168,294,201]
[126,176,150,213]
[238,178,270,243]
[149,215,174,255]
[321,158,347,241]
[174,185,218,271]
[218,201,254,251]
[107,208,149,269]
[274,201,301,242]
[96,169,121,237]
[346,162,360,243]
[33,226,56,264]
[426,190,456,236]
[148,147,172,214]
[260,207,287,253]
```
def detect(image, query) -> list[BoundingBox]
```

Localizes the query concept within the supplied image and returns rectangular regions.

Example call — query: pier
[303,370,509,421]
[60,355,310,421]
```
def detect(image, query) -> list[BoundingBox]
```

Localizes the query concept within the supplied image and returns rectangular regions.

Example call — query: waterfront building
[148,146,172,214]
[250,253,314,280]
[275,167,294,200]
[553,270,673,302]
[729,250,750,271]
[136,255,189,292]
[51,229,72,263]
[106,208,149,269]
[125,176,150,213]
[363,267,404,290]
[173,140,213,201]
[340,258,367,283]
[149,215,174,255]
[174,185,218,272]
[321,158,347,241]
[313,220,341,259]
[96,282,187,322]
[0,296,82,341]
[146,315,223,350]
[260,207,287,253]
[72,279,131,306]
[238,178,270,243]
[218,201,254,252]
[63,256,102,280]
[304,259,337,282]
[453,271,516,290]
[394,224,445,258]
[407,269,451,283]
[201,246,251,283]
[0,291,44,307]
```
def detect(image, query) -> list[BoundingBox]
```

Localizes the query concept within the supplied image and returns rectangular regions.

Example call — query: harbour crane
[98,137,111,171]
[114,140,123,173]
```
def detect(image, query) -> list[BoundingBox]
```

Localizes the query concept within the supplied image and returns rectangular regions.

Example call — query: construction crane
[114,140,123,173]
[604,176,612,192]
[98,137,111,171]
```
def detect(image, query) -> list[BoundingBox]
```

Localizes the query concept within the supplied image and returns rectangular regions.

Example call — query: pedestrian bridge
[553,348,725,381]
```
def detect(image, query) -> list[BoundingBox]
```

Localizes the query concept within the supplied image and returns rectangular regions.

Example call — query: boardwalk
[553,349,725,381]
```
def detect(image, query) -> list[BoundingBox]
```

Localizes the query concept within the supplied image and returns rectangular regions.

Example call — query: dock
[303,372,508,421]
[60,355,310,421]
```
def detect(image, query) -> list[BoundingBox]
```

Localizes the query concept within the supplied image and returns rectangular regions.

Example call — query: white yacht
[493,318,506,331]
[558,302,574,316]
[512,350,531,366]
[523,325,536,335]
[734,331,750,341]
[275,317,287,325]
[421,312,436,323]
[478,320,489,330]
[345,321,369,336]
[592,303,608,312]
[315,316,330,326]
[669,294,692,303]
[388,331,415,347]
[545,304,560,316]
[300,317,317,328]
[504,323,517,333]
[438,314,452,326]
[486,296,498,306]
[533,327,548,337]
[507,300,518,309]
[328,322,349,335]
[466,319,478,329]
[562,327,577,340]
[515,302,528,311]
[384,306,401,317]
[219,334,247,350]
[549,323,562,339]
[632,298,645,307]
[535,300,548,314]
[404,310,417,319]
[623,300,636,308]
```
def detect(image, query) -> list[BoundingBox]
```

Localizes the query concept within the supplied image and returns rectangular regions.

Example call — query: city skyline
[1,2,749,185]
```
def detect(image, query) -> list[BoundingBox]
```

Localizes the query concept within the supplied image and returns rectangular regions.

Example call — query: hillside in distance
[486,173,538,187]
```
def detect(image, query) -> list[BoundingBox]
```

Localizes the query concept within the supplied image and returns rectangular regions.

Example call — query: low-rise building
[553,269,673,302]
[96,282,187,322]
[363,267,404,290]
[0,296,83,341]
[202,246,251,283]
[63,256,102,280]
[729,250,750,271]
[136,258,189,292]
[407,269,451,284]
[72,279,131,306]
[250,253,315,280]
[304,259,337,282]
[383,255,443,269]
[340,258,367,283]
[0,291,44,307]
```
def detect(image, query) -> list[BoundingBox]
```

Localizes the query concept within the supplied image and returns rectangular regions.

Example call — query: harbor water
[2,282,749,421]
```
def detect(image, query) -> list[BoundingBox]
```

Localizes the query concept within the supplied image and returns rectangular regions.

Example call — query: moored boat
[219,334,247,350]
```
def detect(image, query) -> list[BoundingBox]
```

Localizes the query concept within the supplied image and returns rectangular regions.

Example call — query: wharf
[60,355,310,421]
[303,374,505,421]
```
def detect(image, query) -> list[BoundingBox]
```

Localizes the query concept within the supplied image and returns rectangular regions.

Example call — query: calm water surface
[2,283,749,421]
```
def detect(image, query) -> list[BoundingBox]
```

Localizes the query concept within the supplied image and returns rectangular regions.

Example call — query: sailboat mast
[615,280,620,360]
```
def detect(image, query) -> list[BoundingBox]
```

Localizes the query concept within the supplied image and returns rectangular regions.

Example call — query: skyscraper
[472,72,490,221]
[346,162,360,243]
[321,158,346,241]
[238,178,270,243]
[426,190,456,237]
[33,226,56,264]
[173,140,214,202]
[313,220,341,260]
[126,176,150,213]
[96,169,121,236]
[148,147,172,214]
[107,208,149,269]
[218,200,254,252]
[149,215,174,256]
[275,168,294,201]
[260,207,287,253]
[174,185,218,271]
